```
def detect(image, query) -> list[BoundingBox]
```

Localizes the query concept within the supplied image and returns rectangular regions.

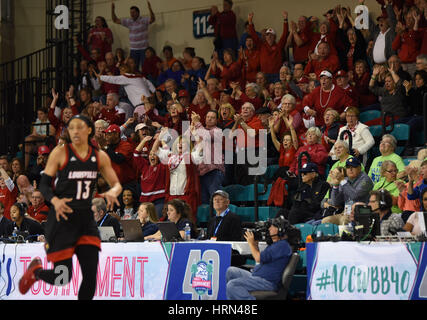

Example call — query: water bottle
[344,200,354,216]
[346,223,354,235]
[184,223,191,241]
[12,227,18,238]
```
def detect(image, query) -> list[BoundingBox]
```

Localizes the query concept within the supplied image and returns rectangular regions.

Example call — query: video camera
[244,216,302,248]
[353,204,380,241]
[245,220,271,242]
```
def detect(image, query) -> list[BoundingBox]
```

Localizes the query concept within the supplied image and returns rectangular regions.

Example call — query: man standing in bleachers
[112,1,156,70]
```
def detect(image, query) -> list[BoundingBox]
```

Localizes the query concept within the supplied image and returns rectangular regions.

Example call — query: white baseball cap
[319,70,333,78]
[134,123,147,132]
[265,28,276,35]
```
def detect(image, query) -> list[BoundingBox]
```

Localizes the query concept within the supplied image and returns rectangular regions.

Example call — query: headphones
[378,189,392,211]
[271,216,292,238]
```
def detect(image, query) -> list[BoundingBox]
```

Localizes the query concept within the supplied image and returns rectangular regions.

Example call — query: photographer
[225,217,301,300]
[351,189,404,236]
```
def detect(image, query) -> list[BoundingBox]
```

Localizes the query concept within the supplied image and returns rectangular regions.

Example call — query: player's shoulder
[49,144,68,158]
[95,148,110,164]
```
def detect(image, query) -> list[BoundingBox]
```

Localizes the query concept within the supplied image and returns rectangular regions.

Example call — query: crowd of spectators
[1,0,427,244]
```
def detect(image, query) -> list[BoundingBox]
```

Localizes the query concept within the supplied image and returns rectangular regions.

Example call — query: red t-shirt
[292,23,313,63]
[236,115,265,149]
[111,140,137,184]
[392,29,423,63]
[133,152,167,203]
[88,27,113,55]
[304,54,340,78]
[239,48,261,84]
[248,22,288,74]
[95,108,125,126]
[303,85,353,126]
[187,104,213,127]
[279,145,296,168]
[28,204,49,223]
[0,184,18,220]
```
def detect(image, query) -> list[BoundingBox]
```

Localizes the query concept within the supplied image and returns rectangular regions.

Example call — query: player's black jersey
[54,144,99,210]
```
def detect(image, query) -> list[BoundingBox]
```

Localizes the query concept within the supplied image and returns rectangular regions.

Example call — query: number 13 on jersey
[76,180,92,200]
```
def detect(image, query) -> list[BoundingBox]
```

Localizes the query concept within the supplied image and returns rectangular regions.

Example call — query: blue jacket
[407,179,427,210]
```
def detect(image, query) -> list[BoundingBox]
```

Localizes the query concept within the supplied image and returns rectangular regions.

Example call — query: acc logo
[190,260,213,296]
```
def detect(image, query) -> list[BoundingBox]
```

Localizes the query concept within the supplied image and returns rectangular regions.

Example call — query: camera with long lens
[245,220,271,241]
[245,216,288,242]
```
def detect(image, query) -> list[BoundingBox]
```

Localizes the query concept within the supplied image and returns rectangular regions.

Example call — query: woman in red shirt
[133,135,167,219]
[353,60,378,108]
[212,49,241,89]
[87,16,113,58]
[239,36,260,85]
[270,116,298,169]
[289,126,329,177]
[141,47,162,84]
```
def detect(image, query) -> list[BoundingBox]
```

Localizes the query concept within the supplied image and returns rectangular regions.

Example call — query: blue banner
[165,242,231,300]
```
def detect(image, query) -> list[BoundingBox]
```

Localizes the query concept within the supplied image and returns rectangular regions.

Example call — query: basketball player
[18,114,122,300]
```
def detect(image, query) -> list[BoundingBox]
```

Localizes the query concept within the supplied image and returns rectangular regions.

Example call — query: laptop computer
[120,220,145,242]
[98,226,116,242]
[156,221,184,242]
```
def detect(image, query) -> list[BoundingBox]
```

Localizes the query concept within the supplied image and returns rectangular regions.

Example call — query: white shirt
[156,146,204,195]
[373,29,389,64]
[330,122,375,162]
[100,74,156,107]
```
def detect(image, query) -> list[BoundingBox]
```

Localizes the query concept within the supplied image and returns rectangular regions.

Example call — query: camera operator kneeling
[225,217,301,300]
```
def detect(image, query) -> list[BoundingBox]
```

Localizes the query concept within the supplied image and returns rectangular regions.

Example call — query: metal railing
[0,39,75,156]
[0,0,89,157]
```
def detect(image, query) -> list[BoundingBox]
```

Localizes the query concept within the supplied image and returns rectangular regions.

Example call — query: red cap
[104,124,121,133]
[38,145,50,155]
[178,90,189,98]
[335,70,347,78]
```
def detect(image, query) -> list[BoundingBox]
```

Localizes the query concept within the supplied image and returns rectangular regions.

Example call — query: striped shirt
[121,16,150,50]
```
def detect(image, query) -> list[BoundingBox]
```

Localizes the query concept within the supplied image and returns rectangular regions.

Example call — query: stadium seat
[244,183,272,203]
[294,223,314,243]
[296,250,307,271]
[264,164,279,181]
[222,184,246,203]
[359,110,381,124]
[387,123,410,155]
[196,204,211,225]
[368,125,383,160]
[403,157,416,166]
[228,204,238,214]
[236,207,255,222]
[258,206,279,221]
[315,223,339,236]
[415,130,425,147]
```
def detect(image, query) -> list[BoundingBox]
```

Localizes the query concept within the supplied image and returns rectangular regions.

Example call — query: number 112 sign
[193,10,215,39]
